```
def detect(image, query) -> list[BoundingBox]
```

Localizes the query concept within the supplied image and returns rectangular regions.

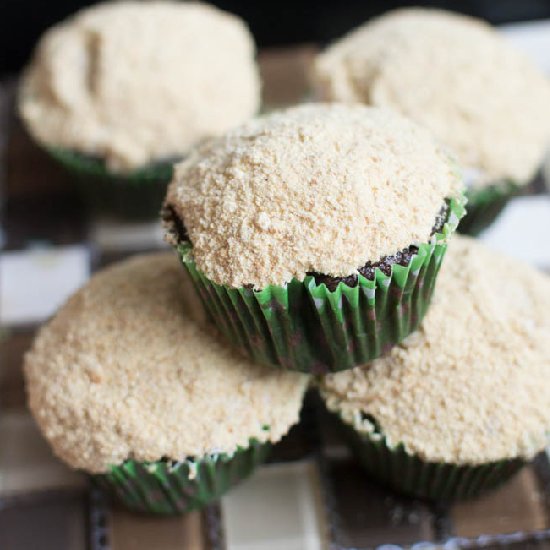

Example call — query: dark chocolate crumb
[162,204,188,243]
[310,244,419,291]
[432,203,449,234]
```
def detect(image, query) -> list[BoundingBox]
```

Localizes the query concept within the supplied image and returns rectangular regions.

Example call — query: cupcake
[163,103,465,374]
[313,9,550,235]
[18,1,260,220]
[24,253,308,515]
[320,236,550,501]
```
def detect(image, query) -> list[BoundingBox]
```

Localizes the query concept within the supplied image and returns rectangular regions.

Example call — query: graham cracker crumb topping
[166,103,462,288]
[24,253,308,473]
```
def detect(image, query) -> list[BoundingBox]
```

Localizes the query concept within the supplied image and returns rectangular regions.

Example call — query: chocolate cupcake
[164,103,465,373]
[320,236,550,501]
[18,1,260,220]
[24,253,308,515]
[313,9,550,235]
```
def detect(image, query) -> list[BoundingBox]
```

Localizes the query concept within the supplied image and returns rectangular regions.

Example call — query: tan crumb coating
[320,236,550,464]
[165,103,462,289]
[313,8,550,186]
[18,1,260,171]
[24,253,309,473]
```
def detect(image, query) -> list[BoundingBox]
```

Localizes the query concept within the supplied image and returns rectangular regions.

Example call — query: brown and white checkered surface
[2,43,550,550]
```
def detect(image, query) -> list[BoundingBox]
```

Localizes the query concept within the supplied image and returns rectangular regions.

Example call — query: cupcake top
[320,236,550,465]
[165,103,462,289]
[24,253,308,474]
[19,1,260,171]
[313,8,550,186]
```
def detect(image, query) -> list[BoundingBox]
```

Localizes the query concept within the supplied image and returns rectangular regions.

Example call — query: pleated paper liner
[176,195,466,374]
[458,180,521,236]
[48,147,176,221]
[93,439,270,515]
[338,418,525,502]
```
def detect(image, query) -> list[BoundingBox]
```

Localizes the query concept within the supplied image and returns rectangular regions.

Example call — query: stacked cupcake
[22,8,550,515]
[163,103,465,373]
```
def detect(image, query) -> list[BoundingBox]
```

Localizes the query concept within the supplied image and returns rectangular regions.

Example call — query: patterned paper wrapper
[458,180,521,236]
[175,195,466,374]
[338,417,525,501]
[48,147,175,221]
[93,440,270,515]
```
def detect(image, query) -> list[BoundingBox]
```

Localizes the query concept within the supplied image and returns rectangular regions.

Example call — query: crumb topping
[320,236,550,464]
[313,8,550,186]
[165,103,462,288]
[24,253,308,473]
[19,1,260,171]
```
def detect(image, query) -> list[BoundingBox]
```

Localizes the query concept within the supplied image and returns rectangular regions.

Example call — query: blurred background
[3,0,550,73]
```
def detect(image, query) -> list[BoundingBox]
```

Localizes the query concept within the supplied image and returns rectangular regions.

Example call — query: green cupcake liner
[339,417,525,501]
[458,180,521,236]
[175,195,466,374]
[48,147,175,221]
[93,439,270,515]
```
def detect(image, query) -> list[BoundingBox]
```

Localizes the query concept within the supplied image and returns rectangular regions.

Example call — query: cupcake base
[340,419,525,501]
[93,440,270,515]
[458,181,521,236]
[48,148,174,221]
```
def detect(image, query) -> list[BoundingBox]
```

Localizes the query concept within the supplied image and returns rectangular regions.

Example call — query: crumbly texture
[19,1,260,171]
[312,203,449,290]
[165,103,462,289]
[24,253,308,473]
[321,236,550,465]
[313,8,550,186]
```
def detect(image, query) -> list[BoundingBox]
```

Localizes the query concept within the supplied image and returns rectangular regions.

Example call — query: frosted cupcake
[164,103,465,373]
[24,253,308,514]
[313,9,550,234]
[19,1,260,219]
[320,236,550,500]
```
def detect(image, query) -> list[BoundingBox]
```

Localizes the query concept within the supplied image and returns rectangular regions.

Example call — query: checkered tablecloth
[2,34,550,550]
